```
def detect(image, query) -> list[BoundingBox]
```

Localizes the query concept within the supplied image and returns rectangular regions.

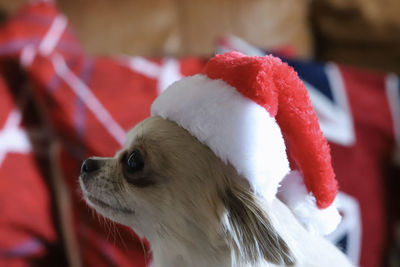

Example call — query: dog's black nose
[81,159,99,174]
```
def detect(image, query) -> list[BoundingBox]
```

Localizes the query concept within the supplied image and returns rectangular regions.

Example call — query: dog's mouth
[87,195,135,215]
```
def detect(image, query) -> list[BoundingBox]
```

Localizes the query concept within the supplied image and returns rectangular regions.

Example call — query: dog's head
[80,116,295,265]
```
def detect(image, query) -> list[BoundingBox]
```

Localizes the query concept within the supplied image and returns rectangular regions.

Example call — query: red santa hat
[151,52,341,235]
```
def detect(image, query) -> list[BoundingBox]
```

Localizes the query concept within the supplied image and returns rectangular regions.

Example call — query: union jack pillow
[0,72,57,266]
[0,2,205,266]
[218,35,400,267]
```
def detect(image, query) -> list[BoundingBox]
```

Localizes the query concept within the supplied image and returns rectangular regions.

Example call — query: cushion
[218,35,400,267]
[0,73,57,266]
[0,2,205,266]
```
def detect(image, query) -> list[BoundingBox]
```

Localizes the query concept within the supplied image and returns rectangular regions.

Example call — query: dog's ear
[222,186,295,266]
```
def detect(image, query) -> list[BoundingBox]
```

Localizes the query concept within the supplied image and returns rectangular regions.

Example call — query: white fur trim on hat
[151,74,290,201]
[278,171,341,235]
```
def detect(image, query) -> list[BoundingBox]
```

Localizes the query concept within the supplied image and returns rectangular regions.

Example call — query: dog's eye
[126,149,144,172]
[123,149,154,187]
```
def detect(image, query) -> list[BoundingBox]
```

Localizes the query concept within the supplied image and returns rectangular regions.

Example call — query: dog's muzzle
[81,158,99,173]
[80,158,100,183]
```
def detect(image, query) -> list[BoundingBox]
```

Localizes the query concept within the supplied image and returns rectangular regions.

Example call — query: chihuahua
[79,116,353,267]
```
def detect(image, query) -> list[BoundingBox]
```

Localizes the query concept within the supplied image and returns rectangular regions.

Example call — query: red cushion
[0,2,205,266]
[0,75,56,265]
[217,35,400,267]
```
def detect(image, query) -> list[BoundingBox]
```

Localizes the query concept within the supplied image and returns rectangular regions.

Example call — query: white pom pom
[277,171,341,235]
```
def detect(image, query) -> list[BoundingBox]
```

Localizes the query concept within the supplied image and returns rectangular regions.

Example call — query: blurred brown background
[0,0,313,57]
[1,0,399,73]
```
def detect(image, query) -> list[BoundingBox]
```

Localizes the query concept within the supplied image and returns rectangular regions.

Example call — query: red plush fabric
[203,52,280,114]
[203,52,337,209]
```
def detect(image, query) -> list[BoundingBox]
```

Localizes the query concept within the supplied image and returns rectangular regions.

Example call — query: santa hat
[151,52,341,235]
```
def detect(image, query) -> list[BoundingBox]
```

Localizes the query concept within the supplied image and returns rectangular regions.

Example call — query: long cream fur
[79,116,353,267]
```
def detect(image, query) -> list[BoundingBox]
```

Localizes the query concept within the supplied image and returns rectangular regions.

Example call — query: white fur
[278,171,341,235]
[149,198,353,267]
[267,198,353,267]
[151,74,290,202]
